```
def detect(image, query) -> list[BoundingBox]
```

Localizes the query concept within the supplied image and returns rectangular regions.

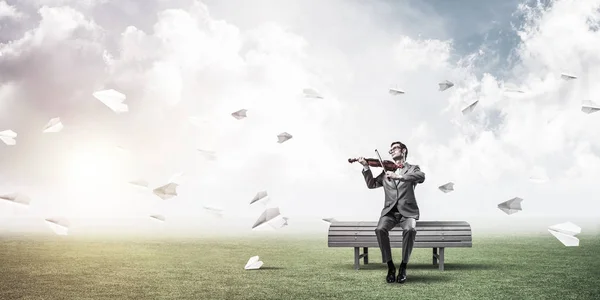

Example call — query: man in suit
[358,141,425,284]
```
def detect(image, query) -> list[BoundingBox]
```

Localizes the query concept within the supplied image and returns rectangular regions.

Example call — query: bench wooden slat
[328,226,471,231]
[328,230,472,236]
[328,241,472,248]
[330,221,470,226]
[329,236,471,243]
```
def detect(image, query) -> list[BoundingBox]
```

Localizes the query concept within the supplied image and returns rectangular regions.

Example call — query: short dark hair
[390,141,408,159]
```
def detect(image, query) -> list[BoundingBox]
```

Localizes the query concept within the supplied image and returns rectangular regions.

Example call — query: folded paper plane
[0,193,31,206]
[45,217,70,235]
[438,182,454,193]
[560,73,577,80]
[277,132,292,143]
[581,100,600,114]
[389,88,405,95]
[462,100,479,115]
[497,197,523,215]
[548,222,581,247]
[245,256,263,270]
[153,183,178,200]
[231,109,247,120]
[43,117,64,133]
[93,89,128,113]
[0,129,17,145]
[303,88,323,99]
[438,80,454,91]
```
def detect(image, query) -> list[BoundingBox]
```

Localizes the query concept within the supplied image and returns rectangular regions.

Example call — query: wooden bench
[327,221,472,271]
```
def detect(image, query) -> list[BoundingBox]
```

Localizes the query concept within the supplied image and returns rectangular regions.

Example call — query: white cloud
[0,1,22,20]
[1,0,600,235]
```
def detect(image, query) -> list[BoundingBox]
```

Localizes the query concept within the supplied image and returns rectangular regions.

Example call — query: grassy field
[0,233,599,300]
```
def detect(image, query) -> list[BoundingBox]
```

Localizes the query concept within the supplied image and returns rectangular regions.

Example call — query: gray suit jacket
[362,163,425,219]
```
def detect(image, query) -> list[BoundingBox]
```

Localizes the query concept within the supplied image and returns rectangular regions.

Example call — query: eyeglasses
[389,145,402,154]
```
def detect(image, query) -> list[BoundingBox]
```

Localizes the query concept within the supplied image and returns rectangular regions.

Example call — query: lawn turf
[0,233,599,300]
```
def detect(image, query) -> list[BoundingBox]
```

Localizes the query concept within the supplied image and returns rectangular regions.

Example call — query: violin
[348,157,399,171]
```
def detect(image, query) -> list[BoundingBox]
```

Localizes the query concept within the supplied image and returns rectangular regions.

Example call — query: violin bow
[374,149,391,181]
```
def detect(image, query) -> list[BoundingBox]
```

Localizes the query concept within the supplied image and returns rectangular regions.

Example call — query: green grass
[0,233,599,299]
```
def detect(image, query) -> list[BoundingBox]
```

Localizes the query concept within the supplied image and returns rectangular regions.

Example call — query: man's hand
[358,157,368,166]
[385,171,402,180]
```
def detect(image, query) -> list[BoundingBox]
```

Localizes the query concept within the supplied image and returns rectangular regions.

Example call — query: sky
[1,0,599,237]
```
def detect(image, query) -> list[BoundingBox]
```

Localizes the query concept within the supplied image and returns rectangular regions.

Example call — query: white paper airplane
[153,183,178,200]
[497,197,523,215]
[203,205,223,217]
[42,117,64,133]
[150,214,165,222]
[303,88,323,99]
[45,217,70,235]
[250,191,269,205]
[0,193,31,206]
[0,129,17,145]
[438,80,454,91]
[548,222,581,246]
[252,207,282,229]
[581,100,600,114]
[389,88,405,95]
[231,109,248,120]
[277,132,292,143]
[322,218,337,223]
[244,256,264,270]
[128,179,149,189]
[438,182,454,193]
[461,100,479,115]
[560,73,577,80]
[93,89,128,113]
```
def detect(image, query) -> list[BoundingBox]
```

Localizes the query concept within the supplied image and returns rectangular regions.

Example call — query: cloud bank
[1,0,599,236]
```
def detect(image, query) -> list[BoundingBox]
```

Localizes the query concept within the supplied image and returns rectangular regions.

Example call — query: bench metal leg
[439,247,445,271]
[363,247,368,264]
[433,247,438,265]
[354,247,360,270]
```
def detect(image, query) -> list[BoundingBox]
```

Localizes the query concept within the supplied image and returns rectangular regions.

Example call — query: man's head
[389,141,407,161]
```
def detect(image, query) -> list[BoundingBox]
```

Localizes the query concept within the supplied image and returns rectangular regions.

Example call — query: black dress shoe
[386,269,396,283]
[397,266,407,284]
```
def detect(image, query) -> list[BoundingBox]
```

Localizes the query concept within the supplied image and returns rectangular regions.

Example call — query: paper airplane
[250,191,269,205]
[497,197,523,215]
[153,183,178,200]
[128,179,149,189]
[0,193,31,206]
[244,256,264,270]
[252,207,283,229]
[322,218,337,223]
[231,109,247,120]
[150,214,165,222]
[548,222,581,246]
[438,80,454,91]
[303,88,323,99]
[203,205,223,217]
[560,73,577,80]
[504,87,525,93]
[389,88,405,95]
[438,182,454,193]
[45,217,70,235]
[461,100,479,115]
[93,89,128,113]
[277,132,292,143]
[42,117,64,133]
[581,100,600,114]
[0,129,17,145]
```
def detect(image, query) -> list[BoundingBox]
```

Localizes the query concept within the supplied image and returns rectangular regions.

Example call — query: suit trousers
[375,206,417,264]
